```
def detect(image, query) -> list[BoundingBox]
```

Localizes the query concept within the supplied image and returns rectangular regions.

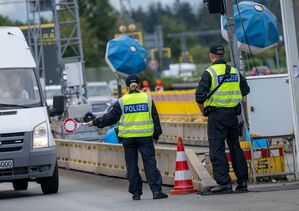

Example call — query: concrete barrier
[56,139,216,191]
[159,122,208,146]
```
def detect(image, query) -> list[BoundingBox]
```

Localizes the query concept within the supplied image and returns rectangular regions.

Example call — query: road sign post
[280,0,299,177]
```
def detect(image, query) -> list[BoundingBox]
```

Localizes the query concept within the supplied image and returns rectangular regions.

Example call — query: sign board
[65,62,84,87]
[149,59,159,71]
[20,24,60,85]
[63,117,88,134]
[63,118,78,133]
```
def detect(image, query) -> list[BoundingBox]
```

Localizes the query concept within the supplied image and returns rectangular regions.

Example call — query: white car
[45,82,116,118]
[86,82,116,118]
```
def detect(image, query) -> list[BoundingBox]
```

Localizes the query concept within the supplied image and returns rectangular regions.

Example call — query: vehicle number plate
[0,160,13,170]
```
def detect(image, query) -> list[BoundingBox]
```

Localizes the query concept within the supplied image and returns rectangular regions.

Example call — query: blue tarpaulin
[104,126,119,144]
[105,35,147,76]
[221,1,279,54]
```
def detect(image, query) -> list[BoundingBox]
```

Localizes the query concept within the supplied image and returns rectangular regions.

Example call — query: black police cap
[210,45,225,55]
[126,75,140,87]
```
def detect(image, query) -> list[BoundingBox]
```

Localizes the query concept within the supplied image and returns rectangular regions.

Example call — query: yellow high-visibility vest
[118,92,154,138]
[204,63,242,108]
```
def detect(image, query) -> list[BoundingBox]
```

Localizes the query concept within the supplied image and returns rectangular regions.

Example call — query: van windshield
[0,68,41,108]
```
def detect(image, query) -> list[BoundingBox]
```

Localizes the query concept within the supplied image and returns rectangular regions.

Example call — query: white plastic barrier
[56,139,216,191]
[160,122,208,146]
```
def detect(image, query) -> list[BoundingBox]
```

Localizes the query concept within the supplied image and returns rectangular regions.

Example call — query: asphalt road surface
[1,169,299,211]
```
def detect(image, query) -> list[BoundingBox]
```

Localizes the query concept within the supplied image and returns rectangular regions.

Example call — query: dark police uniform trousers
[120,136,162,195]
[208,107,248,185]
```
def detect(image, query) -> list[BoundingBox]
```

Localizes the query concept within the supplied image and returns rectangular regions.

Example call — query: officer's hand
[197,103,205,115]
[87,121,94,127]
[153,139,158,144]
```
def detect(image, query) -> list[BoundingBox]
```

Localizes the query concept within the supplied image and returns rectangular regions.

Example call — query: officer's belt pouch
[203,106,216,117]
[235,104,241,115]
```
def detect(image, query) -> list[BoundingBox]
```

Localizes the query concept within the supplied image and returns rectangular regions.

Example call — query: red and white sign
[63,118,78,134]
[63,118,89,134]
[142,87,151,93]
[155,85,164,92]
[226,148,284,162]
[149,59,158,71]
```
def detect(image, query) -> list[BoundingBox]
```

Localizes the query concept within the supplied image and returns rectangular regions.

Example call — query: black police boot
[210,183,233,194]
[235,181,248,193]
[132,193,141,200]
[153,192,168,199]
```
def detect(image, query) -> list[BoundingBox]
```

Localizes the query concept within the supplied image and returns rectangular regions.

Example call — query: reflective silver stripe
[118,128,154,134]
[207,67,219,86]
[118,98,125,122]
[119,121,153,126]
[147,94,152,119]
[206,98,241,103]
[214,90,242,96]
[118,97,124,108]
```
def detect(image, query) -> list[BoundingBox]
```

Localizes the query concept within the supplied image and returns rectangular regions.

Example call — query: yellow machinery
[205,142,286,182]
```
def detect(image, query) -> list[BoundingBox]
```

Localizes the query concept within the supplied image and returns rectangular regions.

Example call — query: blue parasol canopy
[221,1,279,54]
[105,34,147,76]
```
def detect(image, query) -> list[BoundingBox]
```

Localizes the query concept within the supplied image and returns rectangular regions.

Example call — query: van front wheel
[13,180,28,191]
[40,162,59,194]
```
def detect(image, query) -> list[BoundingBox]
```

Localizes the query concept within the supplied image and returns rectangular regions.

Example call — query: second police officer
[195,45,250,194]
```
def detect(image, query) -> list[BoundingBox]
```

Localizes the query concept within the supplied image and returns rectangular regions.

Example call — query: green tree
[0,15,22,26]
[189,44,210,64]
[173,2,198,30]
[78,0,118,67]
[160,15,187,62]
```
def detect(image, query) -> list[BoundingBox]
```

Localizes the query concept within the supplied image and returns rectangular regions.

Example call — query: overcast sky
[110,0,201,11]
[0,0,201,22]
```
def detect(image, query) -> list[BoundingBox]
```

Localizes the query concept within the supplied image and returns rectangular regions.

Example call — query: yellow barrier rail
[151,90,207,122]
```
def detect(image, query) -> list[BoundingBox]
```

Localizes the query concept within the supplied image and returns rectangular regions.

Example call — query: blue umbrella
[221,1,279,54]
[105,34,147,76]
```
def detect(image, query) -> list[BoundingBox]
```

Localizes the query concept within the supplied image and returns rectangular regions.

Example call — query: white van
[0,27,59,194]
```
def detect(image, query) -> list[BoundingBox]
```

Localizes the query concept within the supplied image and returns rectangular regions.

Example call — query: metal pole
[117,76,123,99]
[224,0,240,69]
[225,0,249,142]
[275,48,281,72]
[280,0,299,177]
[155,25,164,72]
[180,36,187,53]
[74,0,87,102]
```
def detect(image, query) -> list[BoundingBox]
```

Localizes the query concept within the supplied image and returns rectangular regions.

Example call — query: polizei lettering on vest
[124,103,149,114]
[217,73,238,84]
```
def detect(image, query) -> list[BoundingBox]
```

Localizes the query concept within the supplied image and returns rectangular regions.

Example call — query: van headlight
[33,121,49,148]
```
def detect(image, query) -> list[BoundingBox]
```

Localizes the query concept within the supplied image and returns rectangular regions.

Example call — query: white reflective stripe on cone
[271,149,280,157]
[176,152,187,162]
[174,170,192,181]
[254,151,262,158]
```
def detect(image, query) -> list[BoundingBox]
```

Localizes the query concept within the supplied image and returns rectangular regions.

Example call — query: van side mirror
[49,95,65,117]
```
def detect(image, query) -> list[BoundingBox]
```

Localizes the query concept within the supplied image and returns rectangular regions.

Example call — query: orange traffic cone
[170,137,198,195]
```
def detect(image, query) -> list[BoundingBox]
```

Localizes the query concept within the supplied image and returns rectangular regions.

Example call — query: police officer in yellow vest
[88,75,168,200]
[195,45,250,194]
